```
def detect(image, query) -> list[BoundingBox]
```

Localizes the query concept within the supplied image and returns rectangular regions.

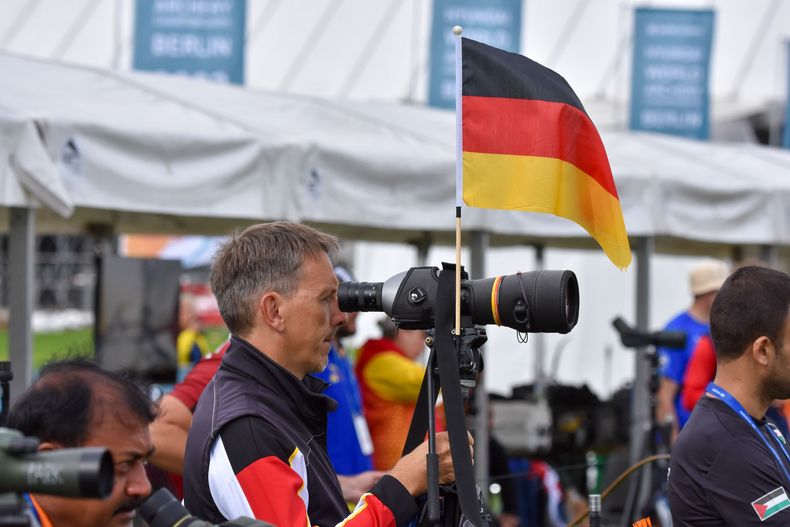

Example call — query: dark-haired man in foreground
[7,359,156,527]
[668,266,790,525]
[184,221,467,527]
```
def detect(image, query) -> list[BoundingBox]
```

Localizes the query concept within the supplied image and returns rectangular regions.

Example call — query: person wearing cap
[668,266,790,525]
[356,318,433,470]
[656,259,729,439]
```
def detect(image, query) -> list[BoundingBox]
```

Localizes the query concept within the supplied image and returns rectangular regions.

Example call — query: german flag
[461,37,631,269]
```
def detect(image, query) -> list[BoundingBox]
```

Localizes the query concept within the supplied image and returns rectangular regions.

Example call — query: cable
[53,0,103,59]
[278,0,342,91]
[727,0,781,100]
[246,0,284,48]
[546,0,590,68]
[336,0,403,98]
[567,453,671,527]
[0,0,43,50]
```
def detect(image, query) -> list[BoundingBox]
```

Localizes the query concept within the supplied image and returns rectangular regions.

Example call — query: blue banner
[784,42,790,149]
[133,0,246,85]
[428,0,523,109]
[629,8,714,139]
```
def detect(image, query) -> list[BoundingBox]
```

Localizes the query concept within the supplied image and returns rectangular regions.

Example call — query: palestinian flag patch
[752,487,790,521]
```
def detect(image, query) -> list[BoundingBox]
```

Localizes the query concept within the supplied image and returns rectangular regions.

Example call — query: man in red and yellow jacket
[356,318,440,470]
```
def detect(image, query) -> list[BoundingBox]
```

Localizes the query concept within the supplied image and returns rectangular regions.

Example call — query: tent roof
[2,53,790,255]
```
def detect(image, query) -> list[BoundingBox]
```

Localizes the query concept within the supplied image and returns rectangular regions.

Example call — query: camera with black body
[338,266,579,334]
[139,488,274,527]
[339,265,579,527]
[0,427,114,526]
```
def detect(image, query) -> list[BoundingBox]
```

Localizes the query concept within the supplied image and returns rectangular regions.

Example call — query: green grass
[0,326,230,371]
[0,328,94,369]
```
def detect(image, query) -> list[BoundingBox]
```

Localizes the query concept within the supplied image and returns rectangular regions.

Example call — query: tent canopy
[2,52,790,255]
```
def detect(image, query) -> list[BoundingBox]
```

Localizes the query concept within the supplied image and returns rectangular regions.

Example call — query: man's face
[39,413,153,527]
[280,252,349,378]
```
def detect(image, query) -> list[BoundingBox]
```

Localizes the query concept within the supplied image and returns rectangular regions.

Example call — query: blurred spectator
[682,259,769,414]
[356,318,430,470]
[490,433,521,527]
[176,293,209,380]
[656,259,728,439]
[7,359,155,527]
[681,334,716,412]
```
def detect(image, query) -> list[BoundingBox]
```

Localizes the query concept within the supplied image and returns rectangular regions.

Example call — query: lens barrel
[139,488,197,527]
[468,270,579,333]
[0,446,113,498]
[338,281,383,312]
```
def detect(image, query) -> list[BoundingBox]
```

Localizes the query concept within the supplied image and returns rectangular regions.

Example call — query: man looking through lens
[183,221,469,527]
[149,266,382,504]
[7,359,156,527]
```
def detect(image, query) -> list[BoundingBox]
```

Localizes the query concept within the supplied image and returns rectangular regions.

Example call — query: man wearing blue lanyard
[668,266,790,525]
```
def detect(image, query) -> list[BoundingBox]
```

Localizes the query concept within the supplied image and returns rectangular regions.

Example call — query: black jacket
[182,336,417,527]
[183,335,346,524]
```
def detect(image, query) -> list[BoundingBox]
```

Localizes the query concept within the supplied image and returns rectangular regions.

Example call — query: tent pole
[625,236,653,518]
[761,244,778,268]
[8,207,35,407]
[414,232,431,267]
[470,230,489,502]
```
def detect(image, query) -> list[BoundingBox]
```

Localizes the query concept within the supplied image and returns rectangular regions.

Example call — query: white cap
[689,260,729,296]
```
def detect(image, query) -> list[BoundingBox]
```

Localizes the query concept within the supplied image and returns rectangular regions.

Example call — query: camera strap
[401,263,482,527]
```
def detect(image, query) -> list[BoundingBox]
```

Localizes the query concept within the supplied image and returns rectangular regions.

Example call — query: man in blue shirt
[657,260,729,439]
[668,266,790,525]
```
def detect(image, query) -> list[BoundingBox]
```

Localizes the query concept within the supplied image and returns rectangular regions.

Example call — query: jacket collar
[222,335,337,430]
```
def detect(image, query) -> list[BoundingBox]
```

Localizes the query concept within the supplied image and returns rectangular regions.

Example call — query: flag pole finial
[453,25,463,36]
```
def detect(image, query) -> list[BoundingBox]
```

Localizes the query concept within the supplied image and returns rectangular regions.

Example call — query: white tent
[3,52,790,482]
[4,53,790,250]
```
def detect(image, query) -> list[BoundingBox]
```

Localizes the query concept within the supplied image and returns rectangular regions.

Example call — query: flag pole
[453,25,463,336]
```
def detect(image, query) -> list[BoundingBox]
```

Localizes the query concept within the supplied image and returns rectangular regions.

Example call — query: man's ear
[259,292,285,331]
[37,441,61,453]
[752,336,774,368]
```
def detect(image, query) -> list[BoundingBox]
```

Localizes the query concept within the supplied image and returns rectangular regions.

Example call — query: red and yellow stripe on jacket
[461,37,631,269]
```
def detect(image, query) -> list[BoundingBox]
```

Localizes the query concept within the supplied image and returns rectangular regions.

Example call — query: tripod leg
[426,352,440,525]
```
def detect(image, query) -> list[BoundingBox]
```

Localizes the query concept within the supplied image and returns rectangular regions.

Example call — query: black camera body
[339,264,580,527]
[338,266,579,334]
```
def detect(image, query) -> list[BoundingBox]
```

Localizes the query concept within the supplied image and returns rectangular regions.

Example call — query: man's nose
[126,463,152,498]
[332,303,349,327]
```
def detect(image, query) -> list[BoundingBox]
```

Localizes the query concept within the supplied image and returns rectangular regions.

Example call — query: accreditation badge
[353,413,374,456]
[752,487,790,521]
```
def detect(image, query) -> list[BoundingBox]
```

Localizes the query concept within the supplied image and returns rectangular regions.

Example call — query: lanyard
[23,493,54,527]
[706,383,790,485]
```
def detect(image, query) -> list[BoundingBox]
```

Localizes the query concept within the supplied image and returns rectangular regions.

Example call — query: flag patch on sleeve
[752,487,790,521]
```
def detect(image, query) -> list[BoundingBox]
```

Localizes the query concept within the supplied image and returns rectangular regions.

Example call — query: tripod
[400,264,490,527]
[611,318,685,524]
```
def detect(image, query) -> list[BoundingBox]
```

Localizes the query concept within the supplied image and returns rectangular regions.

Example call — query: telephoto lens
[0,428,113,498]
[139,489,275,527]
